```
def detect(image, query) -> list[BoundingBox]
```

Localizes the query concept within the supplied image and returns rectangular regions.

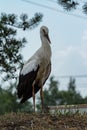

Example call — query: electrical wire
[45,0,85,13]
[45,0,57,3]
[22,0,87,20]
[56,75,87,79]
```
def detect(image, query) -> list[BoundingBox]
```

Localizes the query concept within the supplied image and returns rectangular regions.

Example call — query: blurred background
[0,0,87,114]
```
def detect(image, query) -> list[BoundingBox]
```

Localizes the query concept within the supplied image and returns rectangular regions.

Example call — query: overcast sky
[0,0,87,97]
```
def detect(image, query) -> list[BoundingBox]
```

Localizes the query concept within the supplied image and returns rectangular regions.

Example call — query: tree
[57,0,87,15]
[0,83,33,114]
[59,77,84,105]
[0,13,43,81]
[37,76,87,111]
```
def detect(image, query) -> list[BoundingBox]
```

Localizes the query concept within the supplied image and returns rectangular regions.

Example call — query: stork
[17,26,52,112]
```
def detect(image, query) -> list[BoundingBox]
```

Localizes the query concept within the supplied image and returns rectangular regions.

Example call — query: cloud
[52,43,87,76]
[52,46,78,75]
[54,46,76,60]
[56,42,87,67]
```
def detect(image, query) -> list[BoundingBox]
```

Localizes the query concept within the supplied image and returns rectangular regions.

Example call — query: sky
[0,0,87,97]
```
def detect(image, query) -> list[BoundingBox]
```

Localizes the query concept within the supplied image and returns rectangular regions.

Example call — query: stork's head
[40,26,51,44]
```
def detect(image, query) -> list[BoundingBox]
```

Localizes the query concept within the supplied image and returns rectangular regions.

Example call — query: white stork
[17,26,52,112]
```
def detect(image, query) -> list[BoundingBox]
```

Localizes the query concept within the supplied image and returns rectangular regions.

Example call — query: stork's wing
[33,62,51,97]
[20,59,39,75]
[17,59,40,103]
[43,61,51,85]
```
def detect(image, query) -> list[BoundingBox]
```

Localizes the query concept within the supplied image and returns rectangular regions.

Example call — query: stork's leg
[40,86,44,112]
[32,85,35,112]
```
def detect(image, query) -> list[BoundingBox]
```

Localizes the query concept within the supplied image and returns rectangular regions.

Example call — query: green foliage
[0,83,33,115]
[57,0,87,15]
[37,76,87,111]
[0,13,43,30]
[83,2,87,14]
[57,0,78,11]
[58,77,83,105]
[0,13,43,81]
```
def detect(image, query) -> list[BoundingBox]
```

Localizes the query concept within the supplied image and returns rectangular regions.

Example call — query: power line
[60,83,87,88]
[44,0,87,19]
[45,0,57,3]
[46,0,85,5]
[56,75,87,79]
[22,0,87,20]
[45,0,85,13]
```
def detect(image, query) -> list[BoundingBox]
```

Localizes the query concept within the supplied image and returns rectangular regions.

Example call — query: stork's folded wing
[17,59,40,103]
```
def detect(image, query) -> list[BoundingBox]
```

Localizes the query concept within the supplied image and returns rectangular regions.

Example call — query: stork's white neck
[40,34,50,47]
[40,35,51,61]
[41,35,50,49]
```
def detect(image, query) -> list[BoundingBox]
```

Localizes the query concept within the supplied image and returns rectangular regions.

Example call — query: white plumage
[21,59,39,75]
[17,26,52,112]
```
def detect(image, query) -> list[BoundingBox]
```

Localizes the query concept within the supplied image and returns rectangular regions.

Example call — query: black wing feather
[17,65,39,103]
